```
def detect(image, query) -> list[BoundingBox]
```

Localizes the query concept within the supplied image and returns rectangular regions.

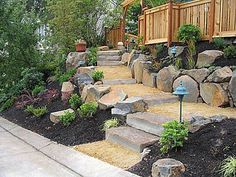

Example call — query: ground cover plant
[102,118,119,131]
[78,102,98,118]
[69,94,82,110]
[58,68,76,84]
[219,156,236,177]
[25,105,48,118]
[92,70,104,82]
[88,47,98,66]
[59,111,76,126]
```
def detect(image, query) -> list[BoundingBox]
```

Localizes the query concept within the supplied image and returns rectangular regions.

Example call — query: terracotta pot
[75,40,87,52]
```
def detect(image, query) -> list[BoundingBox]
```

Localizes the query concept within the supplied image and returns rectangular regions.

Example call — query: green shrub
[140,45,150,54]
[103,118,119,131]
[177,24,201,43]
[219,156,236,177]
[32,85,46,96]
[58,68,76,84]
[88,47,97,66]
[224,45,236,59]
[92,70,104,82]
[175,57,183,70]
[0,97,15,112]
[213,37,227,49]
[69,94,82,110]
[59,111,76,126]
[25,105,48,118]
[78,102,98,118]
[160,120,188,154]
[156,44,164,54]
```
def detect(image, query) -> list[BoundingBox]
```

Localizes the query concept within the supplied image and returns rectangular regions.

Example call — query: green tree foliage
[126,1,141,35]
[0,0,41,92]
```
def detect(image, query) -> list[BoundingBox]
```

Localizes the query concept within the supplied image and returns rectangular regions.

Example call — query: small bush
[175,57,183,70]
[219,156,236,177]
[32,85,46,96]
[103,118,119,131]
[59,111,76,126]
[160,120,188,154]
[213,37,227,49]
[69,94,82,110]
[177,24,201,43]
[58,68,76,84]
[0,97,15,112]
[88,47,97,66]
[25,105,48,118]
[92,70,104,82]
[156,44,164,54]
[78,102,98,118]
[224,45,236,59]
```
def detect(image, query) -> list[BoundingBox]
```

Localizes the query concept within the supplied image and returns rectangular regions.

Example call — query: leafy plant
[213,37,227,49]
[58,68,76,84]
[78,102,98,118]
[103,118,119,131]
[88,47,98,66]
[177,24,201,44]
[224,45,236,59]
[156,44,164,54]
[219,156,236,177]
[32,85,46,96]
[175,57,183,70]
[186,49,196,69]
[69,94,82,110]
[160,120,188,154]
[25,105,48,118]
[59,111,76,126]
[92,71,104,82]
[0,97,15,112]
[140,45,150,54]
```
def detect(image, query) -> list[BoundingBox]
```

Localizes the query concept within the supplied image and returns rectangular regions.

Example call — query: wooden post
[143,10,147,44]
[121,6,129,43]
[167,0,173,47]
[209,0,216,42]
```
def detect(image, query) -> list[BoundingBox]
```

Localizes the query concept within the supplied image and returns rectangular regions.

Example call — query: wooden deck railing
[106,0,236,47]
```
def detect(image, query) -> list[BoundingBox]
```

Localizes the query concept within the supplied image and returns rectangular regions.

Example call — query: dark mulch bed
[128,119,236,177]
[0,82,112,146]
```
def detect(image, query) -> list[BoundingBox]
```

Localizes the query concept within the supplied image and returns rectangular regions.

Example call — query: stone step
[97,50,122,56]
[142,94,179,107]
[97,61,124,66]
[106,126,159,153]
[126,112,174,136]
[103,79,136,85]
[98,55,121,61]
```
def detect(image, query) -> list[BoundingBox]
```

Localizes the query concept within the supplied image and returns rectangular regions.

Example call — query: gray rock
[209,115,227,123]
[111,108,129,119]
[182,68,210,83]
[97,46,109,51]
[196,50,224,68]
[114,96,148,114]
[206,66,232,83]
[121,53,130,65]
[152,158,185,177]
[156,65,180,92]
[74,73,94,87]
[76,66,95,76]
[189,116,212,133]
[200,83,229,107]
[66,52,88,70]
[127,50,140,68]
[142,69,157,88]
[173,75,199,103]
[61,82,75,101]
[132,59,152,83]
[229,70,236,106]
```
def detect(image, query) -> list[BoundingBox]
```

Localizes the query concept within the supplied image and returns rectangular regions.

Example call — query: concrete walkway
[0,117,139,177]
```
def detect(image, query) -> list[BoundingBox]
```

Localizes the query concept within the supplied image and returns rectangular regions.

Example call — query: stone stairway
[106,112,175,153]
[97,50,123,66]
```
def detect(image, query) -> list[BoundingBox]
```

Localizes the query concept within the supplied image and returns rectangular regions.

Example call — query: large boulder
[196,50,224,68]
[229,70,236,106]
[152,158,185,177]
[66,52,88,70]
[182,68,210,83]
[114,96,148,114]
[206,66,232,83]
[73,73,94,93]
[156,65,180,92]
[173,75,199,103]
[76,66,95,76]
[128,50,145,68]
[132,59,152,83]
[81,84,111,103]
[142,69,157,88]
[61,81,75,101]
[98,88,127,110]
[200,83,229,107]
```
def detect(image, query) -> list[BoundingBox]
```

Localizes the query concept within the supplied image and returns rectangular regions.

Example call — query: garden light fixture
[171,45,177,58]
[173,81,189,123]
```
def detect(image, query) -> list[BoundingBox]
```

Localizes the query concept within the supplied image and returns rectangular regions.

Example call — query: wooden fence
[106,0,236,47]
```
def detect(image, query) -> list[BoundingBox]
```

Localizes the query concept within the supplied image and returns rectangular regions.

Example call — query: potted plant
[75,39,87,52]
